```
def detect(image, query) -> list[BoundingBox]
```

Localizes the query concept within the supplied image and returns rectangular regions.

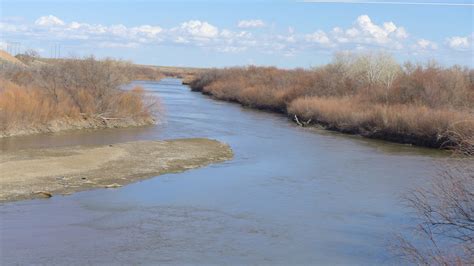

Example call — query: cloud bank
[0,14,471,64]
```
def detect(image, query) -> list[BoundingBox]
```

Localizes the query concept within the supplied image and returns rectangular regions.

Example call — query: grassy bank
[190,52,474,152]
[0,54,160,137]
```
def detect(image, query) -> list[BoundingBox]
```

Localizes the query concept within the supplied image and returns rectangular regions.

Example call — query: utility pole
[52,43,61,58]
[6,41,21,55]
[50,43,61,58]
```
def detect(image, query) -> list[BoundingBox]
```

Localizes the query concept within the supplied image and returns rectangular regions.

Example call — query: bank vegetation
[0,53,160,137]
[190,52,474,152]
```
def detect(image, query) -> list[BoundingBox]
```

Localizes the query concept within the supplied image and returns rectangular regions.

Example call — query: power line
[6,41,21,55]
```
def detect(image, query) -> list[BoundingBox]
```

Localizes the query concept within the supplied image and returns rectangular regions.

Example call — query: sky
[0,0,473,68]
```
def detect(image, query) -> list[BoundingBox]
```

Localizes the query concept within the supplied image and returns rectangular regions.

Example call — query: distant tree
[15,49,40,65]
[355,52,400,87]
[336,51,401,101]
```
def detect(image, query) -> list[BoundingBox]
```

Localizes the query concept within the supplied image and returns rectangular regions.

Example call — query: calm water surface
[0,79,447,264]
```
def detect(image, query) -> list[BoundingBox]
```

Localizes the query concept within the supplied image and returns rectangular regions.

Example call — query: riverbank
[191,82,473,150]
[0,138,233,202]
[0,53,161,139]
[188,58,473,152]
[0,115,155,138]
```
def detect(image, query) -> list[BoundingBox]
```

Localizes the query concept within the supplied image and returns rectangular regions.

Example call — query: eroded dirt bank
[0,116,156,139]
[0,138,233,202]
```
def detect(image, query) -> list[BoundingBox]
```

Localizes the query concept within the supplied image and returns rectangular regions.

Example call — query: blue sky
[1,0,473,67]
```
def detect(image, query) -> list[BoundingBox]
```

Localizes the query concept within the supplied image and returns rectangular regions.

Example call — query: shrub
[288,96,472,147]
[393,161,474,264]
[189,52,474,150]
[0,57,158,136]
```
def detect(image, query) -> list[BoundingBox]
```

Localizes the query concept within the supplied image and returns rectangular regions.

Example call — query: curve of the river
[0,78,448,264]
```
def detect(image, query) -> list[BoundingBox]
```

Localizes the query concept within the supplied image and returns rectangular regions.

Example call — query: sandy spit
[0,138,233,202]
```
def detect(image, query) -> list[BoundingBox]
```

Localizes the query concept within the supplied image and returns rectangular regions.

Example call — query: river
[0,78,448,264]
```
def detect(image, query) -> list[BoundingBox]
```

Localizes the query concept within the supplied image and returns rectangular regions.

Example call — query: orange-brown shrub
[189,53,474,150]
[130,66,165,81]
[0,79,76,131]
[0,57,158,136]
[288,96,473,147]
[115,86,156,118]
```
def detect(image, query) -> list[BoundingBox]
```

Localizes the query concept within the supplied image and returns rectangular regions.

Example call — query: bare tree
[352,52,401,96]
[15,49,40,65]
[332,51,401,101]
[394,160,474,265]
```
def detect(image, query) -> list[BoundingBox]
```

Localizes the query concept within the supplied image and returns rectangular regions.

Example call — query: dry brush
[0,56,159,137]
[189,52,474,151]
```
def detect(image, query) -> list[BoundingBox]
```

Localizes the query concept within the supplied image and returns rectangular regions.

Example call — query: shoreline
[0,138,233,203]
[0,116,156,139]
[189,86,458,150]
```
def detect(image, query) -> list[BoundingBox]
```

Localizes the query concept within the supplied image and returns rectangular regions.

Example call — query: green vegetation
[190,52,474,152]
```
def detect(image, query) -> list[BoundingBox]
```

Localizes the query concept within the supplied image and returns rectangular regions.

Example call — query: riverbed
[0,78,448,264]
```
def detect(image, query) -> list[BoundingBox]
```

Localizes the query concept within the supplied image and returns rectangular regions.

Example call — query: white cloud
[414,38,438,50]
[354,15,406,44]
[108,24,128,37]
[346,27,360,38]
[322,14,408,51]
[395,27,408,39]
[216,30,254,53]
[174,36,190,44]
[237,19,265,28]
[131,25,163,38]
[68,22,82,30]
[447,36,471,50]
[1,14,472,64]
[305,30,331,45]
[66,22,107,35]
[0,22,27,32]
[98,42,139,48]
[383,22,397,33]
[356,15,389,43]
[216,46,248,53]
[35,15,65,26]
[63,22,163,41]
[178,20,219,38]
[277,34,296,43]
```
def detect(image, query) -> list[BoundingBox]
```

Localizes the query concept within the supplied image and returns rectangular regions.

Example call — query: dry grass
[0,49,27,66]
[0,80,74,131]
[288,97,473,148]
[130,66,165,81]
[189,53,474,151]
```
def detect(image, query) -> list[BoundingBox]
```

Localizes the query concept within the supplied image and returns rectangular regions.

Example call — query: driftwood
[98,116,126,120]
[79,113,127,121]
[104,183,122,188]
[294,115,312,127]
[34,191,52,198]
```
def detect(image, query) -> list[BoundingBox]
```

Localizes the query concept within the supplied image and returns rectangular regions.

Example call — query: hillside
[0,50,27,67]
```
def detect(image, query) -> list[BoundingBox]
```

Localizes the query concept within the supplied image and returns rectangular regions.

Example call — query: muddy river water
[0,78,448,264]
